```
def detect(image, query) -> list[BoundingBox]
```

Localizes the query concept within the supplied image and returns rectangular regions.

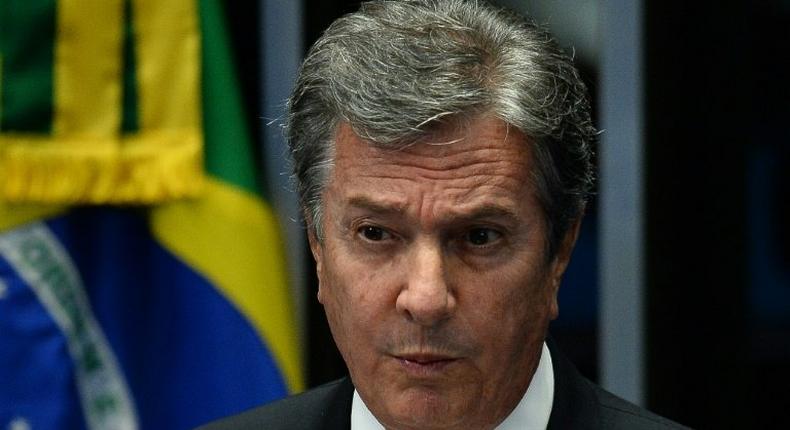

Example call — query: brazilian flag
[0,0,303,429]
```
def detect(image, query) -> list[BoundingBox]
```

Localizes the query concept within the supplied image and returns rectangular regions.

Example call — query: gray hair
[286,0,596,257]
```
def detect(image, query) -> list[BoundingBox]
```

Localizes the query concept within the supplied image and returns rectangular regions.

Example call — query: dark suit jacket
[198,340,689,429]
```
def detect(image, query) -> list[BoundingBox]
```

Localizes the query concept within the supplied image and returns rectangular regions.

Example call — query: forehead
[327,116,537,220]
[333,115,532,166]
[333,115,532,170]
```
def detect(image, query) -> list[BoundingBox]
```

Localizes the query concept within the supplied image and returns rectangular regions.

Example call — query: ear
[307,227,326,304]
[547,217,583,319]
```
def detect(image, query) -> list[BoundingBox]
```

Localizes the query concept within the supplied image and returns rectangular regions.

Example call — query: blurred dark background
[224,1,790,428]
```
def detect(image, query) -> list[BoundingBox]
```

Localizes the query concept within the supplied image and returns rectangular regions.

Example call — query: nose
[395,240,456,326]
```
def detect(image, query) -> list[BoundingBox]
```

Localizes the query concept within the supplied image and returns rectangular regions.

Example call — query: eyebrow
[346,196,408,215]
[452,204,520,225]
[345,196,520,225]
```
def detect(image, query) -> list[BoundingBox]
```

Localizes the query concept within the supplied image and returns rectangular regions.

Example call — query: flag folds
[0,0,302,428]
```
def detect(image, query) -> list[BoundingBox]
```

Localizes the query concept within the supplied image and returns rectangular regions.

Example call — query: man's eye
[466,228,502,246]
[359,226,388,241]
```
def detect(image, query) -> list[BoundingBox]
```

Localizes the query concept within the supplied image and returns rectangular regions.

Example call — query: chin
[378,387,478,430]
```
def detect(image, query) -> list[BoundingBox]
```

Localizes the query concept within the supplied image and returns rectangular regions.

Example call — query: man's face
[310,116,577,430]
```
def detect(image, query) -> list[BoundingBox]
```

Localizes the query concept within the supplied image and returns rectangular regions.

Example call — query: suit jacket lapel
[319,376,355,430]
[546,337,602,429]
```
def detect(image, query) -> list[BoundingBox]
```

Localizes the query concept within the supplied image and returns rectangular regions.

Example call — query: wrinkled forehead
[331,114,531,161]
[327,116,536,196]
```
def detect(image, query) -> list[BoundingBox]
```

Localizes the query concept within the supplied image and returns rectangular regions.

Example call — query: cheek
[467,265,552,337]
[320,251,394,338]
[319,254,401,379]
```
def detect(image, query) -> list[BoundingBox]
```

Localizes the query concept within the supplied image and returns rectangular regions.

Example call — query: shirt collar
[351,341,554,430]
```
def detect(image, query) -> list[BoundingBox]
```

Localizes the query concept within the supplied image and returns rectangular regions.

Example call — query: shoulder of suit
[589,382,693,429]
[196,378,351,430]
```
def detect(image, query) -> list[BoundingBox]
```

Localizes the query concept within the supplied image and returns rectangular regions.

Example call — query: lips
[394,353,460,376]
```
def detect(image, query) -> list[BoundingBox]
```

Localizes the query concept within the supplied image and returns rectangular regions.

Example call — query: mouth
[393,353,460,375]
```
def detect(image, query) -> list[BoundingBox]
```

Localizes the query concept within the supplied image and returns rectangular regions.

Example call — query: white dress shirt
[351,342,554,430]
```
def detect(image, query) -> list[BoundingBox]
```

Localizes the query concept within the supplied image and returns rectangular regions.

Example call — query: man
[202,0,688,428]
